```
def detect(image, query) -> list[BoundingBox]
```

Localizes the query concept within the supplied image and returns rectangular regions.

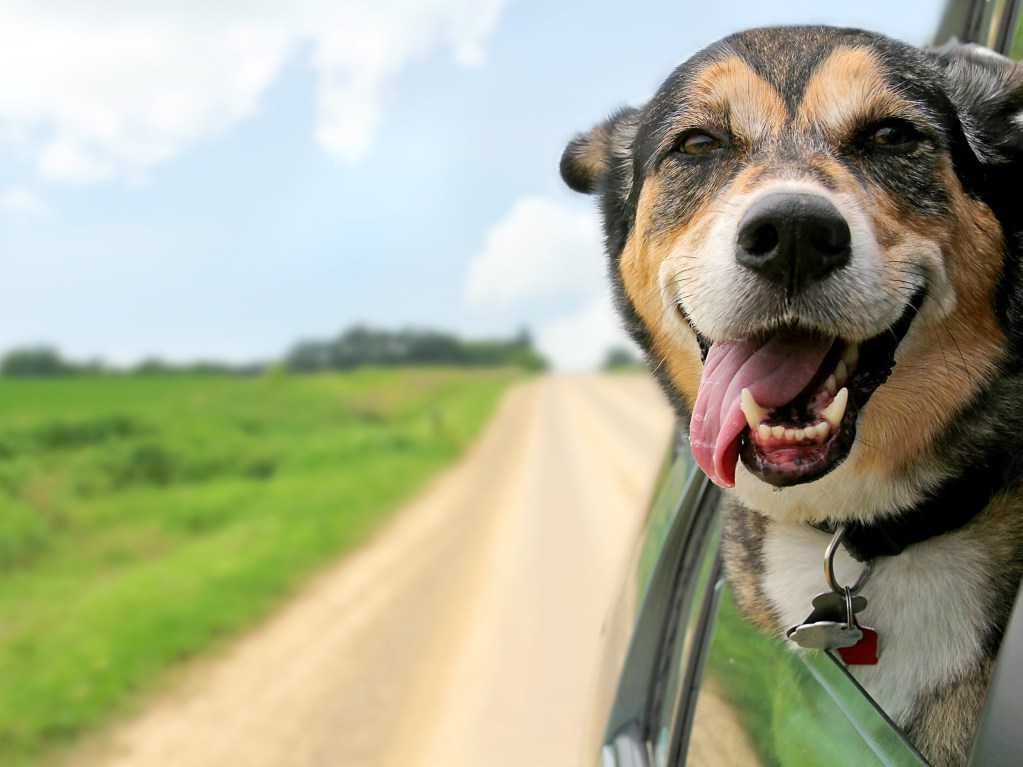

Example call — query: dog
[561,26,1023,767]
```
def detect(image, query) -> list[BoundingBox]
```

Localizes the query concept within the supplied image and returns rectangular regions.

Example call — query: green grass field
[0,367,518,765]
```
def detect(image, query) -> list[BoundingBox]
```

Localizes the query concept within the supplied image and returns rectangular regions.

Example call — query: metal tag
[787,620,863,651]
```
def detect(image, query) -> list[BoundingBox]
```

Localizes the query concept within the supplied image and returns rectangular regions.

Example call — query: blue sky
[0,0,946,369]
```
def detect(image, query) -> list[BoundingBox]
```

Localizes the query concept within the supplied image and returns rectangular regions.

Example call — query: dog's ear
[560,107,640,195]
[929,42,1023,166]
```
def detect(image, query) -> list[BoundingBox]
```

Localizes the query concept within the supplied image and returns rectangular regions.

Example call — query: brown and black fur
[562,26,1023,766]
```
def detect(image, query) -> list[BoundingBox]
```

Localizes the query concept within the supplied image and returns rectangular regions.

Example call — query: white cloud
[464,196,604,308]
[0,0,504,183]
[536,292,638,371]
[465,195,638,370]
[0,187,50,217]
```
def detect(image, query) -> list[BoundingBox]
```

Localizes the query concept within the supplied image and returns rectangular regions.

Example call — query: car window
[974,0,1012,49]
[963,0,1023,54]
[619,448,930,766]
[668,560,930,767]
[596,450,932,767]
[935,0,1022,54]
[1010,4,1023,57]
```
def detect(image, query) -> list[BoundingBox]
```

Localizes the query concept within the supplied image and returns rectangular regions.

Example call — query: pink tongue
[690,334,833,487]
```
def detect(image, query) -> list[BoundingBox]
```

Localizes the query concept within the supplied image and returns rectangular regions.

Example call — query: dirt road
[68,375,673,767]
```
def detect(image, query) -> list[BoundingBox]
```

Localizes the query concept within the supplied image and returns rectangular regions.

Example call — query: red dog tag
[837,627,879,665]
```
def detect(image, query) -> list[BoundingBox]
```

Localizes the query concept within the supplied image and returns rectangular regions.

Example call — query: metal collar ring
[824,525,874,594]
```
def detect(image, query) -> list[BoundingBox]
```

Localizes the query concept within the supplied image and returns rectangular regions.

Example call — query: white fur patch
[732,453,940,525]
[762,521,990,725]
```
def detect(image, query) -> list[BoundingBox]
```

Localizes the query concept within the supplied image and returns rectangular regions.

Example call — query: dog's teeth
[822,387,849,428]
[784,428,796,441]
[835,360,848,384]
[740,388,768,429]
[825,375,837,395]
[795,428,806,441]
[772,425,785,439]
[842,343,859,368]
[758,424,772,441]
[815,421,830,440]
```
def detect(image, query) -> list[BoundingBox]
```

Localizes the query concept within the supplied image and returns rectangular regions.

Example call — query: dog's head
[562,27,1023,519]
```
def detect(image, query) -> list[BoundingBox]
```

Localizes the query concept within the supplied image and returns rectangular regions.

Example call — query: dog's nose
[735,193,851,294]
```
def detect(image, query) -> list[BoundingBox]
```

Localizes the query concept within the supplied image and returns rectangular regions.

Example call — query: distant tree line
[0,346,263,378]
[0,347,111,377]
[283,326,547,372]
[0,327,548,378]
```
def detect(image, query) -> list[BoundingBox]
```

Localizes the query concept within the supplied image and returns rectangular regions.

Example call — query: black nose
[735,192,851,295]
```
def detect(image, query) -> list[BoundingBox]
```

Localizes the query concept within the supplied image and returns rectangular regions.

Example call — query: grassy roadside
[0,367,519,766]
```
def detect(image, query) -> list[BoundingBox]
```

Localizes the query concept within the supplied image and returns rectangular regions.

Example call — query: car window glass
[1011,4,1023,57]
[972,0,1023,53]
[976,0,1011,48]
[681,584,929,767]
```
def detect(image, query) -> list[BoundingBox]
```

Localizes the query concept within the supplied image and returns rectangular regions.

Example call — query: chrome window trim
[596,454,720,766]
[667,548,723,766]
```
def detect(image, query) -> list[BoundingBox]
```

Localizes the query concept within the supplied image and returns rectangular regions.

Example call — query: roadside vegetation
[0,367,517,765]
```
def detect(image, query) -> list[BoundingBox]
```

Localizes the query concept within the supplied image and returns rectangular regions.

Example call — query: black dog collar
[809,461,1005,562]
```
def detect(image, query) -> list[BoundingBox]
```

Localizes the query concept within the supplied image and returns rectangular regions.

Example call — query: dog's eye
[869,120,920,149]
[678,131,721,155]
